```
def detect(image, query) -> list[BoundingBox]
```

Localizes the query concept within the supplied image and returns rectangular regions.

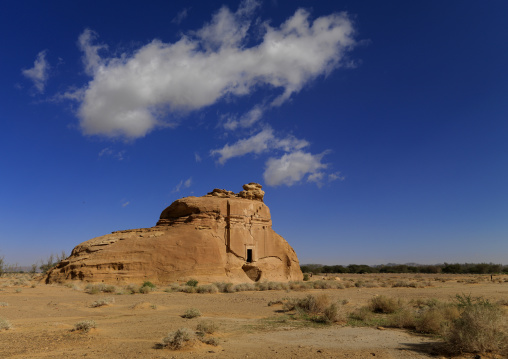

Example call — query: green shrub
[162,328,194,350]
[182,308,201,319]
[186,279,198,287]
[142,281,156,289]
[303,273,310,281]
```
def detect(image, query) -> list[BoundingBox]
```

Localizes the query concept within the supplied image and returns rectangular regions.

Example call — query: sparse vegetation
[161,328,194,350]
[368,295,401,314]
[90,297,115,307]
[196,320,218,334]
[445,294,508,354]
[201,336,219,346]
[73,320,96,332]
[0,302,8,307]
[186,279,198,287]
[0,317,12,330]
[196,284,219,294]
[181,308,201,319]
[281,294,345,324]
[39,251,67,274]
[0,257,5,277]
[140,281,156,293]
[85,283,116,294]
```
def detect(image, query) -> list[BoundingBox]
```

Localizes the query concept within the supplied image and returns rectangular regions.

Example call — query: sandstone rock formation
[46,183,302,284]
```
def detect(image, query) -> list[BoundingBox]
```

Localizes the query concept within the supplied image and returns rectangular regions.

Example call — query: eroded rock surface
[46,183,302,284]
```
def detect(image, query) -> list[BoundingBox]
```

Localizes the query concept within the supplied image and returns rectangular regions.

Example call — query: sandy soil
[0,273,506,358]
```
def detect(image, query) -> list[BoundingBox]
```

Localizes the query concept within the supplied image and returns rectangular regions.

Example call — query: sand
[0,273,507,358]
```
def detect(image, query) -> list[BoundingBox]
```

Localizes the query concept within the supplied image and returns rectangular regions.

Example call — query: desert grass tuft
[181,308,201,319]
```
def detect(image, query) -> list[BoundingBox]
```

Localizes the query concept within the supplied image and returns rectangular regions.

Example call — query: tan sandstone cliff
[45,183,303,284]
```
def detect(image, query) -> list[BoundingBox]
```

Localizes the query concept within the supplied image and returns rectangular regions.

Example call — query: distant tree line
[300,263,508,275]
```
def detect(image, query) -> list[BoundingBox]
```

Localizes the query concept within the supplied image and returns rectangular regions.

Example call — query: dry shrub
[322,303,345,323]
[446,300,507,354]
[196,284,219,294]
[139,286,151,294]
[85,283,116,294]
[182,308,201,319]
[213,282,235,293]
[0,317,12,330]
[73,320,96,332]
[288,281,308,291]
[392,281,418,288]
[416,308,446,334]
[196,320,218,334]
[349,306,373,322]
[282,294,343,323]
[201,337,219,346]
[233,283,255,292]
[389,307,417,329]
[90,297,115,308]
[162,328,194,350]
[368,296,401,314]
[297,294,330,314]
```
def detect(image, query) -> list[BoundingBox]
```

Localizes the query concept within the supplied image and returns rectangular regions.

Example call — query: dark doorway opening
[246,249,253,263]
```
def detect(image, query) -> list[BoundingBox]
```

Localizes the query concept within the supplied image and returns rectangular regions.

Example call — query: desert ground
[0,273,507,359]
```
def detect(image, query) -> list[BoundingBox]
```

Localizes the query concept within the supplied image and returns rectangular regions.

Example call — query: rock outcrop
[46,183,302,284]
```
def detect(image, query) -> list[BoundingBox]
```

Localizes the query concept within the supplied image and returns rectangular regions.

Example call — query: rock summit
[46,183,303,284]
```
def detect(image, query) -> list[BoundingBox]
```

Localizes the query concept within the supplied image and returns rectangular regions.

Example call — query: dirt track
[0,273,506,358]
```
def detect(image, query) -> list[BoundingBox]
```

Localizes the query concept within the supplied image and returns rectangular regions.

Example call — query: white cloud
[210,128,308,164]
[223,105,264,130]
[328,172,345,182]
[263,150,329,186]
[22,50,50,93]
[173,177,193,193]
[72,1,356,138]
[98,147,125,160]
[194,152,202,162]
[172,8,190,25]
[122,201,130,207]
[78,29,107,76]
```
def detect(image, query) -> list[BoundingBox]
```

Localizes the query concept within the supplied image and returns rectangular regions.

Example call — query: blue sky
[1,1,507,267]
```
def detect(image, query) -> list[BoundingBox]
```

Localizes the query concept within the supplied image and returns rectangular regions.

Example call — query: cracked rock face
[46,184,303,284]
